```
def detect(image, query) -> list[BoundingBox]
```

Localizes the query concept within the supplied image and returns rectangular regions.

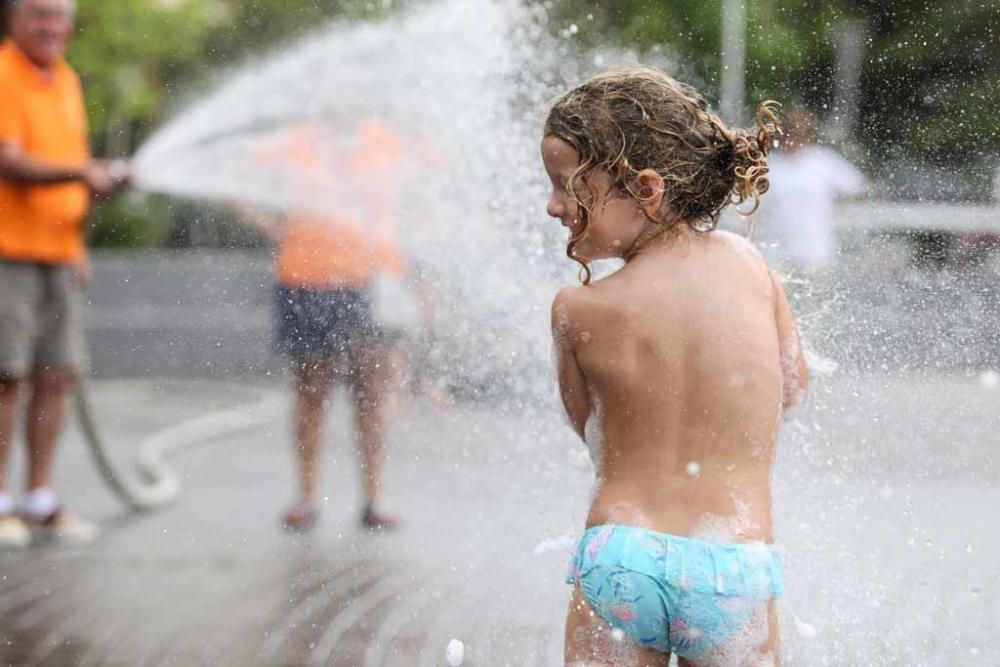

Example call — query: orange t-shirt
[266,119,408,289]
[276,212,405,289]
[0,40,90,265]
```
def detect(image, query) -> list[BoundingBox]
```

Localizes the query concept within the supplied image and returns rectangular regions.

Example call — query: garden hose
[76,379,284,512]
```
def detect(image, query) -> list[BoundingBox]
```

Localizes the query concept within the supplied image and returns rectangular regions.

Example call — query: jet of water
[133,0,573,398]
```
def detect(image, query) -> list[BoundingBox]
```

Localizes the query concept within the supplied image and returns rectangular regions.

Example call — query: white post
[720,0,746,124]
[830,18,868,146]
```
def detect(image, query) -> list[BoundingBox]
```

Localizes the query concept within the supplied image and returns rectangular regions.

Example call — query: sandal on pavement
[282,503,318,533]
[361,505,399,532]
[22,507,97,545]
[0,514,31,549]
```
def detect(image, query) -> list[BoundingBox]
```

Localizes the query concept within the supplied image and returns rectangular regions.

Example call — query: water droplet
[446,638,465,666]
[795,618,817,639]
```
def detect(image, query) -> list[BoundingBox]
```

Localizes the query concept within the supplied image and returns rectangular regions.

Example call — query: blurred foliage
[67,0,211,156]
[548,0,1000,174]
[67,0,394,154]
[87,195,173,248]
[202,0,394,64]
[3,0,997,247]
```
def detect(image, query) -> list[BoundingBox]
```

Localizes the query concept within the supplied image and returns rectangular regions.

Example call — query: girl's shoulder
[551,280,617,328]
[713,230,769,266]
[552,283,590,320]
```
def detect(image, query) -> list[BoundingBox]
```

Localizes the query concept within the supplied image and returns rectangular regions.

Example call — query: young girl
[542,68,808,665]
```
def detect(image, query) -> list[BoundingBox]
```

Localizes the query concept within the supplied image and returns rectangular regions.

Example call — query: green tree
[68,0,216,154]
[549,0,1000,177]
[202,0,398,66]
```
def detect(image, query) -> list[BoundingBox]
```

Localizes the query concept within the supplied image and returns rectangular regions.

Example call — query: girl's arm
[552,288,591,439]
[770,270,809,411]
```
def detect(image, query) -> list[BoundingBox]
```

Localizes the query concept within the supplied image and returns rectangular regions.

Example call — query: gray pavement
[1,370,998,666]
[84,251,281,380]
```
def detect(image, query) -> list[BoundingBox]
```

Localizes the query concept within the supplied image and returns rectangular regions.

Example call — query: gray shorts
[0,259,87,377]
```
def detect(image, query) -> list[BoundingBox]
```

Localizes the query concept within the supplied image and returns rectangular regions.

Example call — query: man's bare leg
[25,371,73,492]
[7,370,96,542]
[350,340,396,529]
[0,378,30,546]
[292,360,335,502]
[283,359,335,532]
[0,377,23,493]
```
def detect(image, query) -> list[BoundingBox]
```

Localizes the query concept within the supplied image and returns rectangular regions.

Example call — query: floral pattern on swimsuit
[566,524,784,659]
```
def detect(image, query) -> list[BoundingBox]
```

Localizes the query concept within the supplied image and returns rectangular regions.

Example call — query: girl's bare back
[555,228,802,543]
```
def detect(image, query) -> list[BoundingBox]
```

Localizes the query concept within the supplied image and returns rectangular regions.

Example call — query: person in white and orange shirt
[0,0,127,548]
[754,108,867,272]
[250,120,409,532]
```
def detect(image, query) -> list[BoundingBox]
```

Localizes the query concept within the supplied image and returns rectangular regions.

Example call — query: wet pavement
[1,370,998,666]
[0,379,583,666]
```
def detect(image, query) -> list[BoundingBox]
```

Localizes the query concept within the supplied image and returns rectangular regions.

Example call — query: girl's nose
[547,196,565,219]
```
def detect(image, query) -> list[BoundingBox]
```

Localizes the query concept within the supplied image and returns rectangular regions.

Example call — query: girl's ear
[633,169,666,217]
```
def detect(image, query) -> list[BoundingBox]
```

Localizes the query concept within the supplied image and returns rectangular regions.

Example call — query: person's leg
[564,586,667,667]
[21,263,86,514]
[352,343,387,504]
[0,377,30,547]
[291,359,336,504]
[0,260,40,498]
[18,370,96,542]
[276,285,340,532]
[24,370,74,493]
[736,600,780,666]
[676,600,780,667]
[380,343,410,421]
[755,600,781,665]
[0,377,23,493]
[348,339,397,528]
[282,358,335,532]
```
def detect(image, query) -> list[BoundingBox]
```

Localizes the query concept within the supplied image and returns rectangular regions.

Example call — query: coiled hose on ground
[76,380,283,511]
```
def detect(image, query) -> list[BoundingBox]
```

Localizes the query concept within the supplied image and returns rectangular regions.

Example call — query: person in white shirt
[755,109,867,271]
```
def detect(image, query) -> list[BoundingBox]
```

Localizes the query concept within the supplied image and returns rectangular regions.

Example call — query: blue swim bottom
[566,524,783,659]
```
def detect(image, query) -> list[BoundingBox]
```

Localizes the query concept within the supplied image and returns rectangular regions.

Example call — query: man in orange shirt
[0,0,124,547]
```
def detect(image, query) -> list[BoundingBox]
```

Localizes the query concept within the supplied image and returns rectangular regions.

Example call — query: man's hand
[79,160,115,196]
[0,141,133,195]
[107,159,134,190]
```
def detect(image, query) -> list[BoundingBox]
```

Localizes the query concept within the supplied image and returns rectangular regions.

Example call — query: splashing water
[132,0,573,397]
[120,2,1000,664]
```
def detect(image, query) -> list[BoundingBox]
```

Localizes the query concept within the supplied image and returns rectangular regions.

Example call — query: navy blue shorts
[274,286,376,362]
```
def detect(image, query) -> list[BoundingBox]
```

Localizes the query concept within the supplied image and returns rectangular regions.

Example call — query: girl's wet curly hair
[544,66,781,283]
